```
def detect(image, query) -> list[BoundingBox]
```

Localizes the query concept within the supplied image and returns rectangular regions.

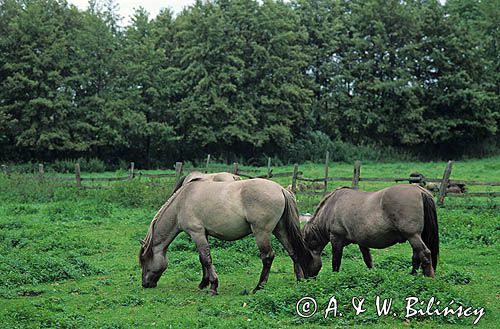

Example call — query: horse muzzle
[142,279,158,288]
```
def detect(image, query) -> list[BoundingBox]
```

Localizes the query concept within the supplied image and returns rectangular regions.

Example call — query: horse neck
[310,189,339,230]
[153,206,180,253]
[308,198,333,251]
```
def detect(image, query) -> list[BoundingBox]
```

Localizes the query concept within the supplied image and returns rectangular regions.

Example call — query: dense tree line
[0,0,498,166]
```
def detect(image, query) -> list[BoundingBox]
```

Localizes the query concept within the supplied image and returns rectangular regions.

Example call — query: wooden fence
[1,155,296,186]
[290,156,500,206]
[2,153,498,206]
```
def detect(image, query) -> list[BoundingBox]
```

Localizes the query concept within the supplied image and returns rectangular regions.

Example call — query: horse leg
[359,245,373,269]
[410,250,421,275]
[191,232,219,295]
[198,255,209,289]
[330,234,346,272]
[252,230,275,293]
[273,225,304,280]
[407,235,434,277]
[195,232,210,289]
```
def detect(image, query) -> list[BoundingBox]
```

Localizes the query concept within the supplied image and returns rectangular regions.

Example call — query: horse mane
[309,186,350,223]
[139,185,186,265]
[170,175,187,196]
[306,187,350,245]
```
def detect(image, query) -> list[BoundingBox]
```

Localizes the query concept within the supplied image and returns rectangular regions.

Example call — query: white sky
[67,0,447,25]
[67,0,196,23]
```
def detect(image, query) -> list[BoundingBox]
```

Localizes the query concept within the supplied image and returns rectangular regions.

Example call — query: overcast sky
[67,0,196,23]
[67,0,447,25]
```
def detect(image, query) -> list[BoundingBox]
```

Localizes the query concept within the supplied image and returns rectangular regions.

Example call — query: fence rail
[290,158,499,206]
[2,153,498,206]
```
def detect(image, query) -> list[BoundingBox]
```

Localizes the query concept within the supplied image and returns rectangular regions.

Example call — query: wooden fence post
[75,163,82,188]
[324,151,329,193]
[267,157,272,179]
[129,162,135,179]
[438,160,453,206]
[1,165,6,175]
[38,164,44,179]
[232,162,238,175]
[352,160,361,189]
[205,154,211,173]
[291,164,299,193]
[175,162,183,184]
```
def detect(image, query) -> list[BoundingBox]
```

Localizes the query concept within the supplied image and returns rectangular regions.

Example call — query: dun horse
[139,178,312,295]
[303,184,439,277]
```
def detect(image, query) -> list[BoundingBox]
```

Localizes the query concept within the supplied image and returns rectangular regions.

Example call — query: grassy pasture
[0,157,499,328]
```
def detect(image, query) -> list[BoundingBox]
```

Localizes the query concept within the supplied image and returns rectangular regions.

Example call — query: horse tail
[280,189,313,274]
[421,192,439,270]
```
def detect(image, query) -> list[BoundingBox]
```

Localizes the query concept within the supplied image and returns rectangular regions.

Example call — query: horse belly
[358,231,406,249]
[199,201,252,240]
[205,218,252,241]
[341,212,406,248]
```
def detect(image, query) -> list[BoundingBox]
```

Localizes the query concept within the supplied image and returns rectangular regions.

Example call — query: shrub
[0,173,64,203]
[51,158,107,173]
[2,162,38,174]
[51,159,78,173]
[100,180,173,209]
[286,131,416,163]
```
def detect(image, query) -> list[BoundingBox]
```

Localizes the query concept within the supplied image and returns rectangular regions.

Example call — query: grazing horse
[139,178,313,295]
[303,184,439,277]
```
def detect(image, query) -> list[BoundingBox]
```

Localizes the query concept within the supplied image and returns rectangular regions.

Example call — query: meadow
[0,157,499,328]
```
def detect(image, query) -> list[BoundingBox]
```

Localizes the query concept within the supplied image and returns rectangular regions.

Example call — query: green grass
[0,158,499,328]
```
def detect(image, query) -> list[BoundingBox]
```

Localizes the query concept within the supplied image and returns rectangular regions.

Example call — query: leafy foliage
[0,0,498,165]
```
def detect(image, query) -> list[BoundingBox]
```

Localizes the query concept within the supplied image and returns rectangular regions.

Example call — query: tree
[170,0,312,160]
[414,0,498,155]
[0,0,83,160]
[122,8,177,167]
[66,0,133,159]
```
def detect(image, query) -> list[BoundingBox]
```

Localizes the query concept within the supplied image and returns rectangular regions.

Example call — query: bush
[0,173,65,203]
[286,131,416,163]
[99,179,174,209]
[2,163,37,174]
[51,158,107,173]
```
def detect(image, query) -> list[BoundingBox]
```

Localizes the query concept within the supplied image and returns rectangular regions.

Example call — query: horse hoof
[252,286,263,294]
[208,290,218,296]
[198,281,209,290]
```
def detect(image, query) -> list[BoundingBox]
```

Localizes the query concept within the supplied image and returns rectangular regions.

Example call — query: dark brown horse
[303,184,439,277]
